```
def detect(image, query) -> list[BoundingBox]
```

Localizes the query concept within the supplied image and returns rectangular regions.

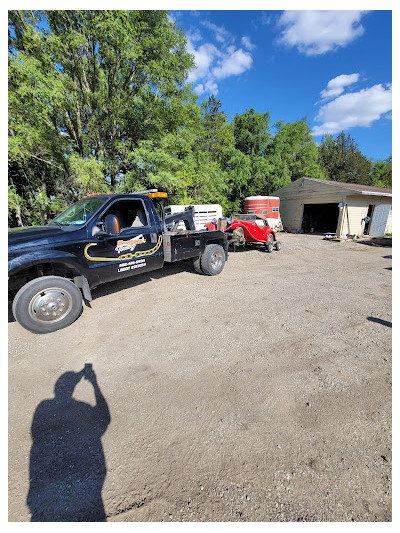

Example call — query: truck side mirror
[104,214,120,235]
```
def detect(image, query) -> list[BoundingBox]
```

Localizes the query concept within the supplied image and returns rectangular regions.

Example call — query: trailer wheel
[12,276,83,334]
[200,244,226,276]
[266,234,274,253]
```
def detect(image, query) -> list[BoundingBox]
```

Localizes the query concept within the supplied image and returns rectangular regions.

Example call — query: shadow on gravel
[228,244,270,254]
[383,255,392,271]
[27,365,110,522]
[357,238,392,247]
[7,263,195,322]
[92,245,277,300]
[8,300,15,323]
[92,260,196,299]
[367,317,392,328]
[7,246,278,322]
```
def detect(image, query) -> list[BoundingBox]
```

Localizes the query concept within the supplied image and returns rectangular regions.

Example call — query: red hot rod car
[205,213,281,252]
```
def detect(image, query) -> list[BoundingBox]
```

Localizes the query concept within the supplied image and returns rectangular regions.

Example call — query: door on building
[301,203,339,234]
[363,205,374,235]
[368,204,391,236]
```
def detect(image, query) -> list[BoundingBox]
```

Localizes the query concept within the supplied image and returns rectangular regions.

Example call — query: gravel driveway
[8,233,392,522]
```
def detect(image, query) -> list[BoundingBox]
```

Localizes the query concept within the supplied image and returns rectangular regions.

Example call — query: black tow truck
[8,191,228,334]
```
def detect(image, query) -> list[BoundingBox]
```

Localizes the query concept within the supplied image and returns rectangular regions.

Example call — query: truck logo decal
[84,235,163,262]
[115,235,146,254]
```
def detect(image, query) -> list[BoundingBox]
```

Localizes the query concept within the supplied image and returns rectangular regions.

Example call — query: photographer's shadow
[27,365,111,521]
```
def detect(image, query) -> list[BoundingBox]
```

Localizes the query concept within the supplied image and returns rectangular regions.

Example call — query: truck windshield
[52,196,106,226]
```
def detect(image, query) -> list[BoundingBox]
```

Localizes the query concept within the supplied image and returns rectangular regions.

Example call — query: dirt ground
[8,233,392,522]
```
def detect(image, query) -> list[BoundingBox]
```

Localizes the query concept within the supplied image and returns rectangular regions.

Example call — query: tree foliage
[8,9,194,225]
[318,132,372,185]
[369,156,392,188]
[270,119,324,182]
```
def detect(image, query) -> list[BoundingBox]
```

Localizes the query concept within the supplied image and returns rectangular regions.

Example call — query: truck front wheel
[12,276,83,334]
[200,244,226,276]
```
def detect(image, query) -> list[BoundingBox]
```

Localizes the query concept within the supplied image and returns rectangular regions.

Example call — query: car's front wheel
[265,234,274,253]
[12,276,83,334]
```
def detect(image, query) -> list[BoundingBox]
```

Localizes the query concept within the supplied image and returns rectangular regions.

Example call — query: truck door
[84,198,163,283]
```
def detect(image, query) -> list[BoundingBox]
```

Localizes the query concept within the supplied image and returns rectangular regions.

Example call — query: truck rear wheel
[193,256,203,274]
[200,244,226,276]
[12,276,83,334]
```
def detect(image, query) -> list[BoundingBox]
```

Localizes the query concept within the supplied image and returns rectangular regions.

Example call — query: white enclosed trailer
[165,204,223,231]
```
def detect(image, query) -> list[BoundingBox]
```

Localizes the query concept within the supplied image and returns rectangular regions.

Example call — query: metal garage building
[272,177,392,237]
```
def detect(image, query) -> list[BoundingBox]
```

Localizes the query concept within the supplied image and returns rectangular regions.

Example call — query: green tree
[318,131,371,184]
[219,146,252,213]
[118,103,231,211]
[8,11,73,225]
[269,119,324,182]
[8,10,194,225]
[233,108,272,157]
[201,94,234,159]
[231,109,273,201]
[232,110,323,197]
[369,156,392,188]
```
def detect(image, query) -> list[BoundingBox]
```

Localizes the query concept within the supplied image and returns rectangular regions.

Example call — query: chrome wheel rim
[211,249,224,270]
[29,288,73,323]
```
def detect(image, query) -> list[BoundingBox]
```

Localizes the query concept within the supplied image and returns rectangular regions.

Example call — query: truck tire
[200,244,226,276]
[193,256,203,274]
[12,276,83,334]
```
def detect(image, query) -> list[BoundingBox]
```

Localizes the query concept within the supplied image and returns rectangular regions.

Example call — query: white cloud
[312,84,392,136]
[194,80,219,96]
[241,36,255,51]
[186,41,219,83]
[212,47,253,79]
[186,21,254,95]
[187,28,203,43]
[194,83,204,95]
[320,73,360,100]
[251,11,272,30]
[278,10,368,56]
[201,20,233,45]
[204,80,219,94]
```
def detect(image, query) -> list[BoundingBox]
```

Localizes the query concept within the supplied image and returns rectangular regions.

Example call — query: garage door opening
[301,203,339,234]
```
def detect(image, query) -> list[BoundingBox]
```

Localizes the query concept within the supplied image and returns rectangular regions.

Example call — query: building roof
[302,177,392,196]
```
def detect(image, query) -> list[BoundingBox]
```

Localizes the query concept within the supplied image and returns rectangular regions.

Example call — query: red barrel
[244,196,280,219]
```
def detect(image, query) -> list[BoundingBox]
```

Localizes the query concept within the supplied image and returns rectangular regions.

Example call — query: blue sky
[170,9,392,161]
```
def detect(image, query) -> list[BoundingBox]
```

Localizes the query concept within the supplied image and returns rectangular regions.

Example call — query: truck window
[53,197,106,226]
[152,200,163,222]
[100,199,149,233]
